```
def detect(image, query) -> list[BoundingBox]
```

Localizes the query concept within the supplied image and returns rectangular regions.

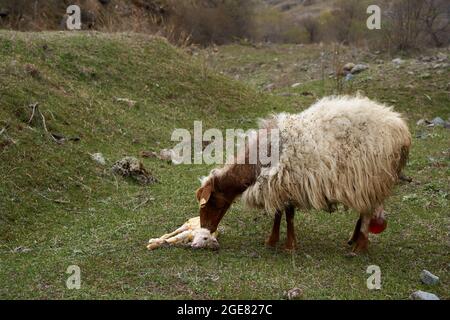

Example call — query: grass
[0,31,449,299]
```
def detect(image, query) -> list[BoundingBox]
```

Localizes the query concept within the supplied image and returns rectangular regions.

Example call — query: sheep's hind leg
[265,210,282,247]
[351,214,370,253]
[348,217,362,246]
[284,205,296,251]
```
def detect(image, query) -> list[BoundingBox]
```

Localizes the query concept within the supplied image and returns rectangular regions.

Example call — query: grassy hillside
[0,31,448,299]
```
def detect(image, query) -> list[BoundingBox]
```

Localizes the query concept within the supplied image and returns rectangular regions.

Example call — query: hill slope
[0,31,289,298]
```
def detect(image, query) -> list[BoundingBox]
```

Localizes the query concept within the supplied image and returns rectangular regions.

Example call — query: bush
[381,0,449,51]
[166,0,256,46]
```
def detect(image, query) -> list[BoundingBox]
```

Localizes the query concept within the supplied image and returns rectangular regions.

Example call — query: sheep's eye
[203,237,208,241]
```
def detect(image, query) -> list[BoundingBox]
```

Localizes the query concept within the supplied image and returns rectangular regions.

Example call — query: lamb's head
[191,228,219,250]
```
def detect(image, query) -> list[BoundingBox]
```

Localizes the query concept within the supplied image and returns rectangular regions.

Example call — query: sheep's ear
[196,183,212,207]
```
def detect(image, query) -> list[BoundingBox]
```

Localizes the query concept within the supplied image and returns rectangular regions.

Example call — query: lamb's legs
[150,225,188,242]
[165,230,192,245]
[284,205,296,250]
[265,210,282,247]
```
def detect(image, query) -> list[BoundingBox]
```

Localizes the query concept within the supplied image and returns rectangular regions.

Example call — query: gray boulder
[350,64,369,74]
[420,270,439,285]
[410,290,440,300]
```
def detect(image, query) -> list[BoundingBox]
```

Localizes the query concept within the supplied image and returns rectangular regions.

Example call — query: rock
[91,153,106,165]
[431,117,446,126]
[416,119,428,126]
[111,157,158,185]
[285,287,303,300]
[421,56,432,62]
[343,63,355,73]
[140,149,179,163]
[159,149,174,161]
[420,72,431,79]
[345,73,354,81]
[263,83,275,92]
[432,63,448,69]
[392,58,405,65]
[115,97,137,107]
[350,64,369,74]
[12,246,32,253]
[436,52,448,62]
[420,270,439,285]
[410,290,440,300]
[291,82,301,88]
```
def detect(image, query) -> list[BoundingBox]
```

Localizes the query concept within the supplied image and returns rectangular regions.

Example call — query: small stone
[115,97,136,107]
[263,83,275,92]
[111,156,158,185]
[343,63,355,73]
[91,153,106,165]
[416,119,427,126]
[420,270,439,285]
[291,82,301,88]
[410,290,440,300]
[285,287,303,300]
[392,58,405,65]
[431,117,446,126]
[345,73,354,81]
[12,246,32,253]
[420,73,431,79]
[159,149,174,162]
[436,53,447,62]
[350,64,369,74]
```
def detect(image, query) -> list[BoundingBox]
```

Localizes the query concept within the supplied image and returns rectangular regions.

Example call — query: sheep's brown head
[196,178,232,233]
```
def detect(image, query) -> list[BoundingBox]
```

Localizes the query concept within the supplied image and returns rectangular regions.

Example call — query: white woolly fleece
[242,95,411,215]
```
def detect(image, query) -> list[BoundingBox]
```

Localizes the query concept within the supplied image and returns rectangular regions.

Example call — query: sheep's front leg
[284,206,296,250]
[265,210,282,247]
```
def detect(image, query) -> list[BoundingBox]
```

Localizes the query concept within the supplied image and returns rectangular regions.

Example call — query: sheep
[196,95,411,253]
[147,217,219,250]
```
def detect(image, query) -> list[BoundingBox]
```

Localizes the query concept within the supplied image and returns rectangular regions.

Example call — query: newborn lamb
[147,217,219,250]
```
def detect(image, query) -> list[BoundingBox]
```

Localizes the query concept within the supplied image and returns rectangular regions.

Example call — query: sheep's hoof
[265,237,279,248]
[283,240,296,252]
[351,234,369,253]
